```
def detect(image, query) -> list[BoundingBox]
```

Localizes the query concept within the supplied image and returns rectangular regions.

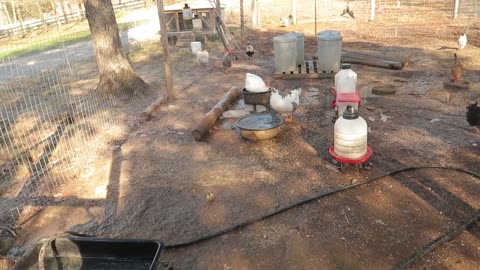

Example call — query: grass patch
[0,21,135,59]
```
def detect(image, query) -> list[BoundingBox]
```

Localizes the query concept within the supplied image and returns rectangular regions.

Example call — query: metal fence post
[292,0,297,25]
[370,0,376,21]
[454,0,459,19]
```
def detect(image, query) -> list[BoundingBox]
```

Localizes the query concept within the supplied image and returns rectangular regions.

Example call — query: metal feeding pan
[12,235,163,270]
[241,88,272,111]
[236,113,284,140]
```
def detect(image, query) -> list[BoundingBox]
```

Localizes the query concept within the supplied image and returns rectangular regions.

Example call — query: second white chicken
[270,88,301,122]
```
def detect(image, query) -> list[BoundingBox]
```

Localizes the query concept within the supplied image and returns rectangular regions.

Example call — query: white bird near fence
[458,33,467,50]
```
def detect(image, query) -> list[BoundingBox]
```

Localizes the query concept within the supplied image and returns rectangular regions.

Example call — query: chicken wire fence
[0,22,120,226]
[227,0,478,38]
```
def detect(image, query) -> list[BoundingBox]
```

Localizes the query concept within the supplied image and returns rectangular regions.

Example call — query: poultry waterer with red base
[329,105,372,170]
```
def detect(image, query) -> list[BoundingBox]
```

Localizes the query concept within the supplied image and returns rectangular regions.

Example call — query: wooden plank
[274,59,334,79]
[273,73,333,79]
[341,50,407,70]
[175,12,180,32]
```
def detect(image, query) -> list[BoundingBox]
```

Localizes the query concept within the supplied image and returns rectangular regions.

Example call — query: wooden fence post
[156,0,176,101]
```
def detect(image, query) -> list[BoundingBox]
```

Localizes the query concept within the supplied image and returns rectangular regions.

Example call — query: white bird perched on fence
[458,32,467,50]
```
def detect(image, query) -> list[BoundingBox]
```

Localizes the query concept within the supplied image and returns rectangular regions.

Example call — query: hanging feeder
[182,3,193,20]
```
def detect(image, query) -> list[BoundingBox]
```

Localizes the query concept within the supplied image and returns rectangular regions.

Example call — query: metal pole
[256,0,260,27]
[370,0,376,21]
[156,0,175,101]
[314,0,317,34]
[216,0,221,20]
[251,0,256,29]
[240,0,244,39]
[453,0,459,19]
[292,0,297,25]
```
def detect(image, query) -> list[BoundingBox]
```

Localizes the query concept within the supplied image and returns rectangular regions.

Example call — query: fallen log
[341,51,408,70]
[192,87,241,141]
[142,94,168,118]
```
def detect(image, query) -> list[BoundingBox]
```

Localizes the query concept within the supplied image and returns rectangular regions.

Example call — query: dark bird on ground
[246,44,255,61]
[222,52,232,73]
[466,101,480,134]
[340,4,355,19]
[167,35,178,46]
[451,53,463,83]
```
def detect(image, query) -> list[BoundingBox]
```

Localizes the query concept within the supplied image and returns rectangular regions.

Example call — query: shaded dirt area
[8,16,480,270]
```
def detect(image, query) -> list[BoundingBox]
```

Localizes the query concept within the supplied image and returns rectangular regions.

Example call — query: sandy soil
[3,11,480,270]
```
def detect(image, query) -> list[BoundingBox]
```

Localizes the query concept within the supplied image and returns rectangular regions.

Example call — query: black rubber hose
[164,165,480,269]
[394,210,480,270]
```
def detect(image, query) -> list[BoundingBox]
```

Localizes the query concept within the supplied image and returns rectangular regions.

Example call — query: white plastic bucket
[191,42,202,55]
[192,19,202,30]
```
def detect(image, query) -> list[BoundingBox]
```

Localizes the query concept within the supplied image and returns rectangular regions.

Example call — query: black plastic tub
[12,236,163,270]
[241,88,272,110]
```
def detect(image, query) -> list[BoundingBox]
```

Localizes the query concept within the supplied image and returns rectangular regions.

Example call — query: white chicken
[281,15,293,27]
[245,73,270,93]
[458,32,467,50]
[269,88,302,122]
[195,50,209,65]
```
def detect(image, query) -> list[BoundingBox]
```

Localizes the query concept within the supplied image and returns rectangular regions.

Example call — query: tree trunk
[84,0,148,97]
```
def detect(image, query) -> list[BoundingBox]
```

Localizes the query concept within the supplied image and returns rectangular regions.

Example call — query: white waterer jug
[335,63,357,94]
[334,105,368,159]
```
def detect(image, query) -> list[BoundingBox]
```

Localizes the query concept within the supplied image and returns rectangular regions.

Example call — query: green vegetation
[0,21,134,59]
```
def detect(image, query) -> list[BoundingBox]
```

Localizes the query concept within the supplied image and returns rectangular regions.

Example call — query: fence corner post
[453,0,460,19]
[370,0,376,21]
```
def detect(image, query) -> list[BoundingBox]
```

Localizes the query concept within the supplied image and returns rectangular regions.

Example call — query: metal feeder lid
[273,35,297,43]
[342,105,359,120]
[341,63,352,69]
[317,30,343,41]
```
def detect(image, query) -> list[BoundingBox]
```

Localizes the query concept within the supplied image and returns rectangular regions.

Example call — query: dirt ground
[5,14,480,270]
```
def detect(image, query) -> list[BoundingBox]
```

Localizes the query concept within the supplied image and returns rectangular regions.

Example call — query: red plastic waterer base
[328,146,372,165]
